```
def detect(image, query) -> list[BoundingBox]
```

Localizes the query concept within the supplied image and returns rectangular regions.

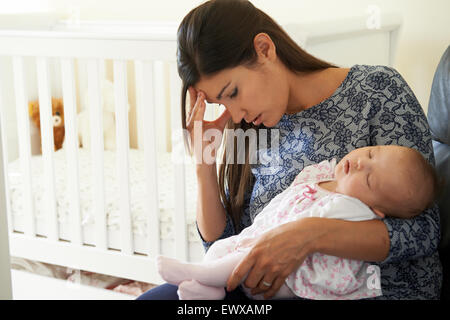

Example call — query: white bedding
[7,148,202,254]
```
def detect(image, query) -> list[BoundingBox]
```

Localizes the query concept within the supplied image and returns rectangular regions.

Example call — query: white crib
[0,14,401,299]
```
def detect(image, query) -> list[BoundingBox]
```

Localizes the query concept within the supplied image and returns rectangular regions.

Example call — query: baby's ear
[371,207,385,218]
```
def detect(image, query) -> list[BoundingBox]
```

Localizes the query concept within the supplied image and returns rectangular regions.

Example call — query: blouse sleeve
[196,214,236,253]
[366,66,441,264]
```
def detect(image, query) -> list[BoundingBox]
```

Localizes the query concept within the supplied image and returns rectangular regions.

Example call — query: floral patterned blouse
[198,64,443,300]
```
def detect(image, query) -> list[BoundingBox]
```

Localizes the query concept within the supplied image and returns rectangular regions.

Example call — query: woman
[138,0,442,300]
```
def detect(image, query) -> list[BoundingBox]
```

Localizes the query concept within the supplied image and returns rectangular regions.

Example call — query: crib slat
[0,111,12,299]
[113,60,133,255]
[0,59,13,234]
[154,61,168,153]
[12,57,35,237]
[169,62,188,261]
[135,60,160,257]
[36,57,59,241]
[87,59,107,250]
[61,58,82,245]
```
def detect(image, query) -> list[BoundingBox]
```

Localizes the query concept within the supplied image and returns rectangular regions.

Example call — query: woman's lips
[252,114,263,126]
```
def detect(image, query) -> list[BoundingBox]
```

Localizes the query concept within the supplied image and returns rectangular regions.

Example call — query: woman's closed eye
[367,149,374,187]
[229,87,238,99]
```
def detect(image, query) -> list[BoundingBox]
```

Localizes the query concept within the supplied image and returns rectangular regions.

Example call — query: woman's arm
[196,164,229,243]
[311,218,389,262]
[380,205,440,264]
[368,66,441,263]
[185,88,235,250]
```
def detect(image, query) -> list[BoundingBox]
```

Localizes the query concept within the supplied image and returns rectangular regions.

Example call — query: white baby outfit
[213,159,383,300]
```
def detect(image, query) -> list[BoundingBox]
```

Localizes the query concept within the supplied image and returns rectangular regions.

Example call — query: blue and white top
[198,64,443,300]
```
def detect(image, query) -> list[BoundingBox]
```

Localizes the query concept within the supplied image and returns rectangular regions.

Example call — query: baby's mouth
[344,159,350,174]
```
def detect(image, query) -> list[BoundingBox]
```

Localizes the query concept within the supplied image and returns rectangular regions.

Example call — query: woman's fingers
[227,251,283,299]
[263,276,287,300]
[186,87,200,125]
[214,108,232,131]
[187,87,230,132]
[253,274,277,296]
[187,86,197,111]
[242,264,265,290]
[226,253,255,292]
[186,92,206,129]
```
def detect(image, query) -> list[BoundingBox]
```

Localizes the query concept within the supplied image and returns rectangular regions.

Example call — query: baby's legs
[157,236,297,300]
[177,279,227,300]
[157,237,246,300]
[157,249,246,287]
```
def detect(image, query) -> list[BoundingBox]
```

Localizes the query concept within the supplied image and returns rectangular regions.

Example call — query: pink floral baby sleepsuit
[211,159,383,300]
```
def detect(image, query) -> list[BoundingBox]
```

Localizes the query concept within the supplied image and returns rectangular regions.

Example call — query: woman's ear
[253,33,276,61]
[371,207,386,218]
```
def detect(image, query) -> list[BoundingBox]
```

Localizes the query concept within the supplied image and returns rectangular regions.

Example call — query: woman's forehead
[195,66,246,102]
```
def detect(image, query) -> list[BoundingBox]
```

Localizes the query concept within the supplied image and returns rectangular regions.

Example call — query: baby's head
[334,145,438,219]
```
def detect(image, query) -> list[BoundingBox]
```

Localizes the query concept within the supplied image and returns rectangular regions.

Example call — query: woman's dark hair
[177,0,336,231]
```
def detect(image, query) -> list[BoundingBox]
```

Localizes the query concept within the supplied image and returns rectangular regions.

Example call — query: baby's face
[334,146,411,217]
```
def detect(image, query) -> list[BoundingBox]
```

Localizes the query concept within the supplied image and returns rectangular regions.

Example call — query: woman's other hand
[226,218,324,299]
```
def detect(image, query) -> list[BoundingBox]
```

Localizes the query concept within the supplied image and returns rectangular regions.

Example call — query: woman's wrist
[292,217,330,256]
[195,162,217,179]
[195,161,228,242]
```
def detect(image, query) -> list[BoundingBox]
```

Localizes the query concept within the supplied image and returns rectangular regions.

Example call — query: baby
[157,145,438,300]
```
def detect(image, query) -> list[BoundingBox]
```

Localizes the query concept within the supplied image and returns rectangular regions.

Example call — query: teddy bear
[28,97,65,152]
[76,79,130,151]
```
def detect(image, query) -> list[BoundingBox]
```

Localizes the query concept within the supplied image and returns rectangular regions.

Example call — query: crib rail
[0,32,176,61]
[0,28,192,279]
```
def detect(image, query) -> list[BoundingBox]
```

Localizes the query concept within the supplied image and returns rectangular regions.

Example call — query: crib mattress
[7,148,202,254]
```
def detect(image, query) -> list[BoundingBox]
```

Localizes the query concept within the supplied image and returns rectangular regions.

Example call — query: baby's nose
[356,158,368,171]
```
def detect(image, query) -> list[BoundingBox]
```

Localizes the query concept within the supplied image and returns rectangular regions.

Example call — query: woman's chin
[262,115,279,128]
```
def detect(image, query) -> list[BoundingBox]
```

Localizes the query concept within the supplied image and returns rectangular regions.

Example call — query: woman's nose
[228,107,246,124]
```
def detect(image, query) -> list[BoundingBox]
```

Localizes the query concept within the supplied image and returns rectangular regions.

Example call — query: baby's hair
[401,147,442,218]
[423,156,446,207]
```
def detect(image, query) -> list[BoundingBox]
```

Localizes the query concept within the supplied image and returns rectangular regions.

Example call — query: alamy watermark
[367,264,381,290]
[366,5,381,30]
[171,120,282,166]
